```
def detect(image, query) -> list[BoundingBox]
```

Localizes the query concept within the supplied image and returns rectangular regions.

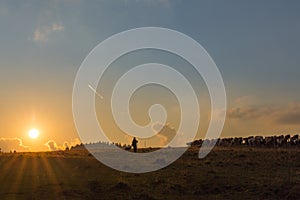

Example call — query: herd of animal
[190,134,299,148]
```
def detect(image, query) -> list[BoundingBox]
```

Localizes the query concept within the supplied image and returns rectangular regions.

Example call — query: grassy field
[0,147,299,200]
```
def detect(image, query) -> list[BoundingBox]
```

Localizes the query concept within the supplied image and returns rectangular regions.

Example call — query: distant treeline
[190,134,299,148]
[69,141,132,151]
[67,134,299,152]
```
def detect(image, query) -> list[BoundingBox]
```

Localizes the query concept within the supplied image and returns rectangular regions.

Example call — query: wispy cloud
[45,138,81,151]
[62,138,81,149]
[0,138,30,152]
[228,98,300,125]
[277,112,300,125]
[122,122,176,147]
[32,22,64,43]
[275,102,300,125]
[227,105,275,120]
[151,122,176,146]
[45,140,59,151]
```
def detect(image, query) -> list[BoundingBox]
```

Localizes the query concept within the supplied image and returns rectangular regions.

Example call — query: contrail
[88,84,104,99]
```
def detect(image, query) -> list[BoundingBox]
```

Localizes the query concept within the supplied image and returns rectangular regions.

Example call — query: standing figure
[132,137,138,153]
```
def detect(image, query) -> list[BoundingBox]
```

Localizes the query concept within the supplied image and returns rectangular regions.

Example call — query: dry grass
[0,147,299,199]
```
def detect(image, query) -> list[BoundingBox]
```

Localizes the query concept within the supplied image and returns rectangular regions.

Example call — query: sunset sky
[1,1,300,152]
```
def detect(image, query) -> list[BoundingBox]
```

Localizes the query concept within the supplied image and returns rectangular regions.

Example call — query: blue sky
[1,0,300,151]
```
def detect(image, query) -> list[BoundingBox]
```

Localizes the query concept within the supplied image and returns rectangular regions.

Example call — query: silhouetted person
[132,137,138,153]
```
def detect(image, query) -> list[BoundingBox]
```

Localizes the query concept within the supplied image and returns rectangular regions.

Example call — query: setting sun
[28,129,39,139]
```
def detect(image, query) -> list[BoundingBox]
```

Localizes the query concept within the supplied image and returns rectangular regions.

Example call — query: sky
[1,0,300,151]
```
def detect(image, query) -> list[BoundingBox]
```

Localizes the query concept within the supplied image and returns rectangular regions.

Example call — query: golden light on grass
[28,128,39,139]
